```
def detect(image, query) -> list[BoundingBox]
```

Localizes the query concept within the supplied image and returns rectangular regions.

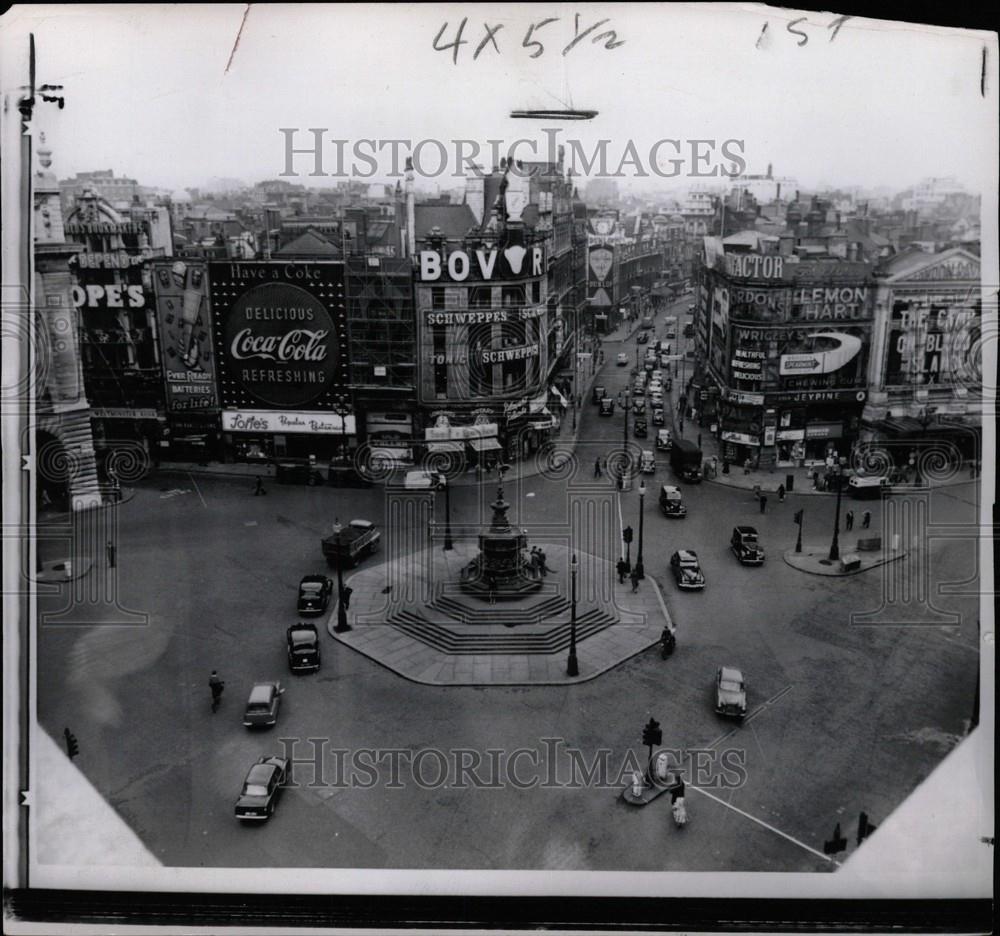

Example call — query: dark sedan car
[592,385,608,404]
[633,418,648,438]
[243,681,285,728]
[235,756,289,821]
[715,667,748,719]
[287,622,321,673]
[637,332,649,344]
[297,575,332,615]
[731,526,765,565]
[669,549,705,590]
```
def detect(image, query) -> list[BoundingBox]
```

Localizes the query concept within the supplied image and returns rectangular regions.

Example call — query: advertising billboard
[209,262,348,410]
[151,259,218,413]
[884,291,979,387]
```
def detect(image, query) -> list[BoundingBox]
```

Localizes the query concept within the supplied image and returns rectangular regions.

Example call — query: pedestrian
[106,539,116,568]
[209,670,224,711]
[488,575,498,605]
[617,558,628,584]
[630,567,641,593]
[777,483,785,503]
[845,509,854,531]
[744,458,751,476]
[530,547,541,573]
[253,476,265,496]
[595,457,602,478]
[759,494,767,514]
[812,470,819,490]
[697,433,702,449]
[862,510,871,530]
[538,548,549,575]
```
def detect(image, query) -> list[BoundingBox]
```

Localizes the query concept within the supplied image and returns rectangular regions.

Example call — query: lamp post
[566,553,579,677]
[443,477,454,551]
[621,388,630,491]
[331,392,352,463]
[828,462,844,562]
[635,480,646,580]
[332,518,351,633]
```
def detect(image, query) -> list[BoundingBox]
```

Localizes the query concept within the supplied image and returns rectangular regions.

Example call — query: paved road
[35,299,981,872]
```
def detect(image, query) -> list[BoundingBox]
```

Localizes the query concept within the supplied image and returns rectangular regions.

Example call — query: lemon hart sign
[209,262,348,409]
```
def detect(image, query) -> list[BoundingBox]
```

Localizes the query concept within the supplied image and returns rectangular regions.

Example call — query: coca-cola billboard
[209,262,348,409]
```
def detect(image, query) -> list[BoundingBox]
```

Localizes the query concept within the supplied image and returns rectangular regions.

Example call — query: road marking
[706,684,793,749]
[188,472,207,508]
[690,785,841,867]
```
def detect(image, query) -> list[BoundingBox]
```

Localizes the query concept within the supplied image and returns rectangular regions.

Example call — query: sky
[1,3,997,196]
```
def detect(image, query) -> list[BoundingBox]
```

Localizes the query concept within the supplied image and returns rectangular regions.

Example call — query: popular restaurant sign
[209,262,348,410]
[419,244,545,282]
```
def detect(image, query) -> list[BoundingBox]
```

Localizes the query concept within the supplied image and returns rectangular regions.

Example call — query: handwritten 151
[433,15,626,64]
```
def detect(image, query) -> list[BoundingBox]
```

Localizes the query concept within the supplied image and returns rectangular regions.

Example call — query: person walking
[630,567,641,593]
[777,483,785,503]
[744,458,751,476]
[209,670,225,712]
[106,539,116,568]
[759,494,767,514]
[253,476,265,496]
[862,510,871,530]
[845,509,855,531]
[487,576,498,605]
[595,457,602,478]
[538,548,549,576]
[617,557,628,585]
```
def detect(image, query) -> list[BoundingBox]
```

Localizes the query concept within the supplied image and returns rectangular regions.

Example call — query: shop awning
[549,385,569,408]
[528,409,558,430]
[468,437,503,453]
[426,440,465,453]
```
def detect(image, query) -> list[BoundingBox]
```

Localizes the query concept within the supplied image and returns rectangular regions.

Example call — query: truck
[670,438,702,483]
[322,519,381,567]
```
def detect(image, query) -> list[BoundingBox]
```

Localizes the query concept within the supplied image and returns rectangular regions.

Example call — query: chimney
[465,169,485,224]
[405,157,415,257]
[847,241,858,262]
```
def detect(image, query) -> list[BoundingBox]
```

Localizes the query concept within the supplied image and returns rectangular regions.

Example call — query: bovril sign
[221,281,337,408]
[419,245,545,282]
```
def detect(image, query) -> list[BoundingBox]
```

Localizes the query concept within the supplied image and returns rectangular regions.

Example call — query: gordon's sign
[419,245,545,282]
[209,262,348,411]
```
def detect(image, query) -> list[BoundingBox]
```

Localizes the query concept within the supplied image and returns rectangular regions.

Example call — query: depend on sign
[420,245,545,282]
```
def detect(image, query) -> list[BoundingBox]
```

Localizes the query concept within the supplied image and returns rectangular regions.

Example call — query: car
[643,359,654,373]
[662,376,673,392]
[656,428,672,450]
[631,398,646,417]
[599,397,615,416]
[730,526,765,565]
[637,331,649,344]
[665,328,676,339]
[660,354,672,368]
[243,681,285,728]
[633,418,648,438]
[404,469,446,490]
[592,385,608,404]
[650,392,663,408]
[633,376,647,393]
[652,407,665,426]
[715,667,747,719]
[297,575,332,615]
[286,622,321,672]
[640,450,656,474]
[650,369,664,383]
[658,484,687,517]
[235,755,289,821]
[669,549,705,590]
[648,380,663,395]
[683,323,695,338]
[616,352,629,366]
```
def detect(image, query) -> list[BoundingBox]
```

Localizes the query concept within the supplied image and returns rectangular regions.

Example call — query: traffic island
[783,545,907,577]
[326,541,671,686]
[33,556,94,583]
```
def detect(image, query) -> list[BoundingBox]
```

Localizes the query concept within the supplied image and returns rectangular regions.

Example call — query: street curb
[782,548,907,577]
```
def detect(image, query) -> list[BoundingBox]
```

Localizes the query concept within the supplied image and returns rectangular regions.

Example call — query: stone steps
[431,593,570,626]
[388,607,618,654]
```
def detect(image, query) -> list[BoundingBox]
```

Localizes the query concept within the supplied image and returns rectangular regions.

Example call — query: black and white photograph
[1,2,995,931]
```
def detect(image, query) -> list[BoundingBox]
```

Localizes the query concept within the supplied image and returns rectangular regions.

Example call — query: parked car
[658,484,687,517]
[652,407,665,426]
[683,323,695,338]
[631,398,646,417]
[650,369,664,383]
[243,681,285,728]
[669,549,705,590]
[662,376,673,392]
[655,428,672,450]
[730,526,765,565]
[599,397,615,416]
[235,756,289,821]
[297,575,332,615]
[647,380,663,395]
[616,352,629,366]
[715,667,747,719]
[592,385,608,404]
[650,392,664,408]
[404,469,446,490]
[322,519,380,568]
[633,377,647,394]
[286,622,321,672]
[640,450,656,474]
[633,418,648,438]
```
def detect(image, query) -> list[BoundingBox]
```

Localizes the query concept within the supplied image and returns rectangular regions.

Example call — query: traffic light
[857,811,878,845]
[64,728,79,760]
[623,526,634,544]
[641,717,662,750]
[794,509,803,525]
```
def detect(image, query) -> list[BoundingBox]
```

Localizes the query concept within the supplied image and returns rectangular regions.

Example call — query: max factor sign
[420,245,545,282]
